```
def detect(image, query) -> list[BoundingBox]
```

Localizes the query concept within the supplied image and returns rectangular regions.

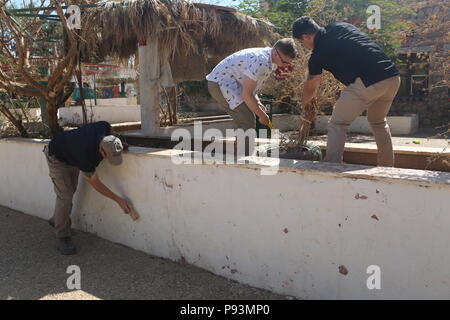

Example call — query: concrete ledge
[310,140,450,156]
[314,115,419,135]
[58,106,299,132]
[1,137,450,299]
[122,114,299,137]
[309,140,450,172]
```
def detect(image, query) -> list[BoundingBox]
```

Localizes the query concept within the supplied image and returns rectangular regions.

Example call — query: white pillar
[138,39,160,136]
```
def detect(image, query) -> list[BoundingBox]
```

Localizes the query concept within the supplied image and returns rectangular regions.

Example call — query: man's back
[310,22,399,87]
[206,47,274,109]
[49,121,111,173]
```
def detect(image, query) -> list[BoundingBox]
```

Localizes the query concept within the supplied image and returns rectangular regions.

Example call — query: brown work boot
[57,237,77,255]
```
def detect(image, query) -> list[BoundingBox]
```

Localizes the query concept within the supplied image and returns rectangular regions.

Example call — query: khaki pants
[324,76,401,167]
[43,145,79,238]
[207,81,255,131]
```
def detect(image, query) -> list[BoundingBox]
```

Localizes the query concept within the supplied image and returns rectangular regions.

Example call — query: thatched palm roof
[78,0,275,82]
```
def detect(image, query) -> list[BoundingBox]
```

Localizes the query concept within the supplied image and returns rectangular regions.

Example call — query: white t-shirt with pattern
[206,47,276,110]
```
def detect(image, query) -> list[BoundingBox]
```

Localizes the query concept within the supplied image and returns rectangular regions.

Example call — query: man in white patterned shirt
[207,38,298,130]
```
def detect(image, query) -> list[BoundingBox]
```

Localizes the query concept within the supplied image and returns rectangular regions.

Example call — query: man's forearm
[302,76,321,106]
[255,94,263,106]
[302,82,317,106]
[87,176,121,203]
[241,76,268,124]
[243,93,265,117]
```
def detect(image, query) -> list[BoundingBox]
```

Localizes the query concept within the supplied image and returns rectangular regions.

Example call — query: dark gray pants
[43,145,79,238]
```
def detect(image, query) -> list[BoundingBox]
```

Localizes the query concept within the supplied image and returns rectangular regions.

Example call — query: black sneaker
[57,237,77,255]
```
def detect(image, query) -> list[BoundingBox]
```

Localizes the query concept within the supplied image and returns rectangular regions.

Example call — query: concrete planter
[314,115,419,135]
[1,138,450,299]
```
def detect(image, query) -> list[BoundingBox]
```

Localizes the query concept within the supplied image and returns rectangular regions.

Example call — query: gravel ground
[0,205,286,301]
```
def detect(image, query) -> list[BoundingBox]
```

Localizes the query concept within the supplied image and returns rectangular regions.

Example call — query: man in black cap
[292,17,400,167]
[43,121,131,255]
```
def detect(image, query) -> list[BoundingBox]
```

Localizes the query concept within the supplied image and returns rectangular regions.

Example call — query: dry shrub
[262,44,344,150]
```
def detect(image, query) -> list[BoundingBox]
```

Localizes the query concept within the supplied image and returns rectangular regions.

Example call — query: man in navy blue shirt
[293,17,400,167]
[44,121,131,255]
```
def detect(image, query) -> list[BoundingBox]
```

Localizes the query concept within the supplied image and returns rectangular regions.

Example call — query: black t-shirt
[48,121,111,174]
[308,22,399,87]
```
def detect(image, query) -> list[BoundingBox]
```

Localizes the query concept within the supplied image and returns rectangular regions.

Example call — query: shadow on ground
[0,205,285,300]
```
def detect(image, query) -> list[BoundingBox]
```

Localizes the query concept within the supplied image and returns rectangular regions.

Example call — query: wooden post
[138,38,160,136]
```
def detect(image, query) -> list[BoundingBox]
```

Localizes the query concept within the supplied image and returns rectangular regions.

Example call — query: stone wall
[390,88,449,127]
[391,1,450,128]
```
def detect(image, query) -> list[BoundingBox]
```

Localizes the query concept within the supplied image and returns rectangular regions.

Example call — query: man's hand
[85,173,131,214]
[116,198,131,214]
[258,111,270,126]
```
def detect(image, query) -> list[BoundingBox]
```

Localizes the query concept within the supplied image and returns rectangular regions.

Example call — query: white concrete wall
[84,98,138,106]
[58,105,141,125]
[314,115,419,135]
[57,110,419,137]
[1,138,450,299]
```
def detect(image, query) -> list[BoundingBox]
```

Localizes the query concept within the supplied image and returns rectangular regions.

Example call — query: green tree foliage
[235,0,415,61]
[307,0,415,60]
[237,0,308,35]
[242,0,309,35]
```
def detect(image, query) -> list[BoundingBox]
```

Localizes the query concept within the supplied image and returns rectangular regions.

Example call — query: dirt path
[0,205,286,300]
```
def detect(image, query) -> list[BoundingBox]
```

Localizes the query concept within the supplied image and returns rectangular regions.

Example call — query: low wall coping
[3,137,450,188]
[309,140,450,156]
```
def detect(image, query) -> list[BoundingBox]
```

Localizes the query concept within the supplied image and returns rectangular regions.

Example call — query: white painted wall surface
[1,138,450,299]
[84,98,138,106]
[58,105,141,125]
[314,115,419,135]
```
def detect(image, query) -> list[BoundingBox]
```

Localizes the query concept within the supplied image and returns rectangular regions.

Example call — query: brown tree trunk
[75,64,88,125]
[170,86,178,125]
[46,101,62,137]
